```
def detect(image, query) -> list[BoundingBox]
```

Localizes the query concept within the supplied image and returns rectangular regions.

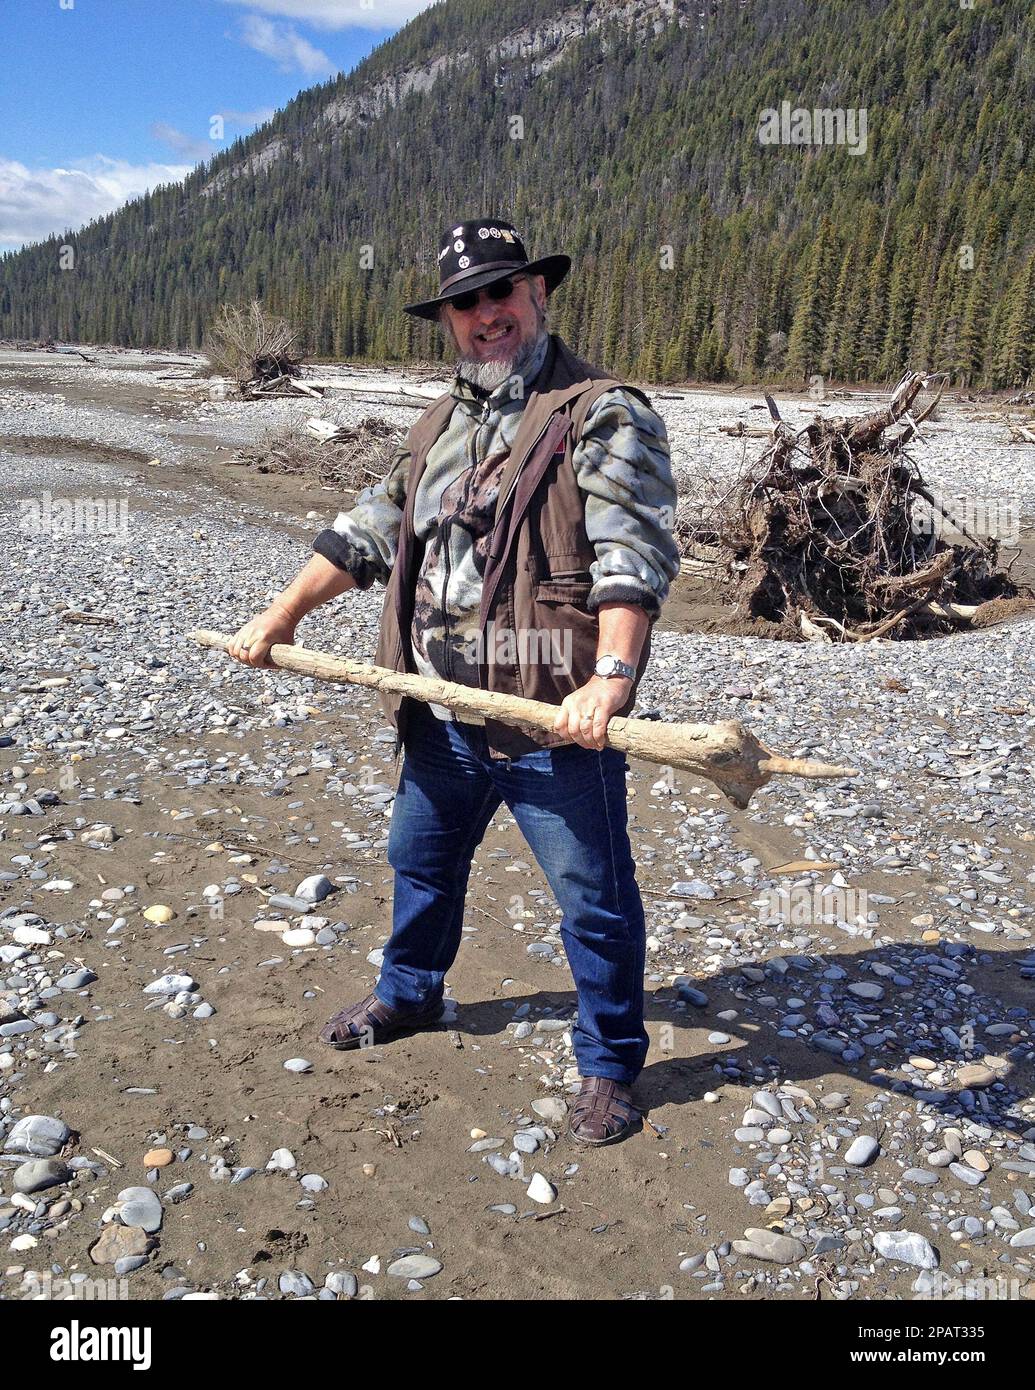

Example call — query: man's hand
[226,555,356,668]
[552,674,632,751]
[227,600,298,668]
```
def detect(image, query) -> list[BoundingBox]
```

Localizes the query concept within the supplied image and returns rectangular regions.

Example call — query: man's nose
[474,293,501,323]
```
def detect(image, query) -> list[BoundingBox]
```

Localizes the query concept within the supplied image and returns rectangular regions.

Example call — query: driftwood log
[189,629,857,809]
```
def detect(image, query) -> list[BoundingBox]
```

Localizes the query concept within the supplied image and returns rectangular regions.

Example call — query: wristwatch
[594,654,636,680]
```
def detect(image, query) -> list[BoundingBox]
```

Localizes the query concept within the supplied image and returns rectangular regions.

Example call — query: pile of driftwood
[683,371,1024,641]
[203,300,322,400]
[231,414,402,491]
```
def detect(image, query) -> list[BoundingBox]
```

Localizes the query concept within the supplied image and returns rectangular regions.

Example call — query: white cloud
[238,15,338,74]
[150,121,213,161]
[218,106,278,127]
[221,0,436,31]
[0,155,192,251]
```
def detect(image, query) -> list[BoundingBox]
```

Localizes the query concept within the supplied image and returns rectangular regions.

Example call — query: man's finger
[568,708,592,748]
[554,700,578,738]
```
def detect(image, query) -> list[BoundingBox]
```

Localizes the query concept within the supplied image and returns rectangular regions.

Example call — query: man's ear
[531,274,547,307]
[438,307,458,350]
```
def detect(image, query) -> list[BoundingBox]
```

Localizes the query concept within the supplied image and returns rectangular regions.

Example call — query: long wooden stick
[189,630,857,809]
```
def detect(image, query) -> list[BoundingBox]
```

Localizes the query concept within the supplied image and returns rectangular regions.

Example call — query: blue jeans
[376,698,649,1084]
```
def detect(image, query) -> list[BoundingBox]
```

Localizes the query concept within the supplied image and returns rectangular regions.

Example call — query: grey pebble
[325,1271,358,1296]
[117,1186,164,1233]
[279,1270,313,1296]
[844,1136,880,1167]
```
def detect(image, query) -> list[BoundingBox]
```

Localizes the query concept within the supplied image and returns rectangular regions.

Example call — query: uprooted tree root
[682,372,1028,641]
[203,300,309,397]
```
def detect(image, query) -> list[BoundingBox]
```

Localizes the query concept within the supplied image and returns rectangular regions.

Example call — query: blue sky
[1,0,436,251]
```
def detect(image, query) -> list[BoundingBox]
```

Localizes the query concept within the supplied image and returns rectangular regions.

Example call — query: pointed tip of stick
[761,757,859,780]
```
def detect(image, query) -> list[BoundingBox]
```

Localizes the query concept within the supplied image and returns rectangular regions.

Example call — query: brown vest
[372,333,657,759]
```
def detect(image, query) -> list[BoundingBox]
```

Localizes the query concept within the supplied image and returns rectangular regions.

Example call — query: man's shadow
[450,941,1035,1140]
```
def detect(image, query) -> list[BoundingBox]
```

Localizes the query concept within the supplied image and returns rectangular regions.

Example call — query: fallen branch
[59,610,117,626]
[302,380,441,402]
[189,630,858,810]
[355,394,429,410]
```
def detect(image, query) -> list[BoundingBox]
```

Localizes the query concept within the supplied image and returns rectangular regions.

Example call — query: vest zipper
[440,518,453,681]
[444,397,492,685]
[477,410,566,700]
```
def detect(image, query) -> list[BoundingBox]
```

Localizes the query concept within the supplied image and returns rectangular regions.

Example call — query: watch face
[596,656,615,676]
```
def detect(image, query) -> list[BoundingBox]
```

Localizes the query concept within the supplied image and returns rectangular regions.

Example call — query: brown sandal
[318,991,444,1051]
[567,1077,640,1146]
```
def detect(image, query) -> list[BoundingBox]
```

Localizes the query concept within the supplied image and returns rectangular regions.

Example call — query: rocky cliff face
[203,0,688,197]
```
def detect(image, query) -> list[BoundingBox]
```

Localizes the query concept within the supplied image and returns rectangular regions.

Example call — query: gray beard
[455,330,546,393]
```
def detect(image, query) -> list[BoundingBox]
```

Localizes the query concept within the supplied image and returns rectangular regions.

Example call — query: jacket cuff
[587,577,661,616]
[313,529,378,589]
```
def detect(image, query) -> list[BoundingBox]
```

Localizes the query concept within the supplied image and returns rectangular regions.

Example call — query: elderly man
[229,217,679,1145]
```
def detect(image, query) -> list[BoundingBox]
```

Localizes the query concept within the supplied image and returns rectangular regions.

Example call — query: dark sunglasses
[446,275,526,313]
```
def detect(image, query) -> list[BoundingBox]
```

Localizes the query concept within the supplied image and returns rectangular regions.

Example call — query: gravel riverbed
[0,348,1032,1301]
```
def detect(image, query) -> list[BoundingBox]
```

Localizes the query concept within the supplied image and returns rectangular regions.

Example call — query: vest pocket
[531,556,593,604]
[533,578,593,603]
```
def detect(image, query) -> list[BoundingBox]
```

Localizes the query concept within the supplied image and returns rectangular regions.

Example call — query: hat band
[439,258,528,294]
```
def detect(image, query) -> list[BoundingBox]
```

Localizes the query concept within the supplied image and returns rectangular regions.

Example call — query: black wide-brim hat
[403,216,571,321]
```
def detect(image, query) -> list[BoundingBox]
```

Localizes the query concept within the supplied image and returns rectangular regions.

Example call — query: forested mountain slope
[2,0,1033,385]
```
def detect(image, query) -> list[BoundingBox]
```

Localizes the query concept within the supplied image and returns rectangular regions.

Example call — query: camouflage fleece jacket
[313,333,679,719]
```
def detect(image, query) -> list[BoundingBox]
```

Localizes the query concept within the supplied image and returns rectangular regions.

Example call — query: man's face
[442,273,546,368]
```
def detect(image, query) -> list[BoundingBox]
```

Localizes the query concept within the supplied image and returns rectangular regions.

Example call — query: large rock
[956,1063,996,1089]
[266,894,312,914]
[13,1158,72,1194]
[732,1228,807,1264]
[5,1114,71,1157]
[12,925,51,946]
[143,974,196,996]
[81,825,119,846]
[294,874,335,904]
[873,1231,939,1269]
[387,1255,442,1279]
[58,968,97,990]
[526,1173,557,1204]
[90,1224,151,1266]
[116,1186,164,1233]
